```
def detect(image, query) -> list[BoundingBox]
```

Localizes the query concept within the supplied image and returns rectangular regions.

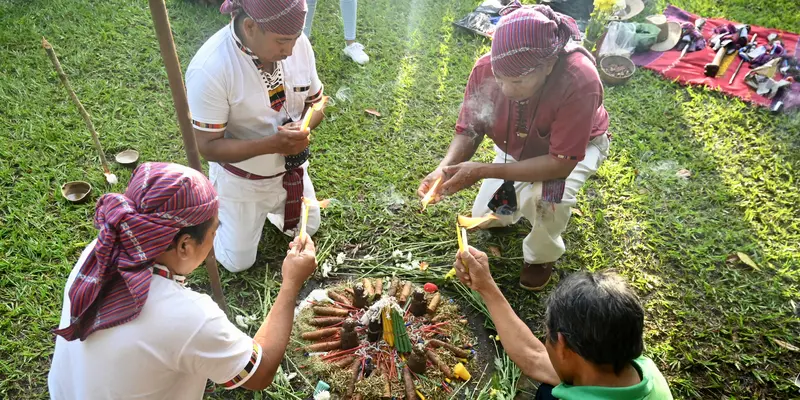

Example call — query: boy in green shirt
[454,247,673,400]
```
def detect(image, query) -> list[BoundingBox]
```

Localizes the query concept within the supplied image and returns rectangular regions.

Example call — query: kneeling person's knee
[216,247,258,273]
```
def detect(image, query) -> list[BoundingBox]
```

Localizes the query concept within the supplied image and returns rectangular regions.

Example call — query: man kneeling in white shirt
[49,162,318,399]
[186,0,326,273]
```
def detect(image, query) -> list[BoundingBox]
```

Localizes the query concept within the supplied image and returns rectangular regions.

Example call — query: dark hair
[233,8,264,35]
[167,217,215,249]
[544,271,644,374]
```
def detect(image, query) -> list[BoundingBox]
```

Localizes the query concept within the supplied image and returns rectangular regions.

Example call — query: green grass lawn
[1,0,798,398]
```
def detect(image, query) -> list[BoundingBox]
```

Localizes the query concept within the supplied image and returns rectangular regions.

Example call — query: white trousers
[472,134,609,264]
[209,162,320,273]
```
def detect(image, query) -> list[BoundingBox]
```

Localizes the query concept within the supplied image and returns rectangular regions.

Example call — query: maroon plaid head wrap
[54,162,219,341]
[491,2,585,77]
[220,0,307,36]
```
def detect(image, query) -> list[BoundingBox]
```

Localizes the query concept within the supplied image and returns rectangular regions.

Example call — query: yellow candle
[457,213,498,229]
[299,202,309,241]
[421,177,442,211]
[300,97,328,131]
[456,223,469,273]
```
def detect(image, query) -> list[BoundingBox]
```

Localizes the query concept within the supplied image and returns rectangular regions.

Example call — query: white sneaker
[343,42,369,65]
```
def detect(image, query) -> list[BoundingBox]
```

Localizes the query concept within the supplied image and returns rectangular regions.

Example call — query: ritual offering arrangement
[292,279,477,399]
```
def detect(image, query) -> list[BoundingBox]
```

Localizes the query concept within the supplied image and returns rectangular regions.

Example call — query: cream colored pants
[472,134,609,264]
[208,162,320,273]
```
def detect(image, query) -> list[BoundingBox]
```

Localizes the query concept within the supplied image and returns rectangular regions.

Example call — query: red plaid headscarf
[491,2,590,77]
[55,163,219,341]
[220,0,307,36]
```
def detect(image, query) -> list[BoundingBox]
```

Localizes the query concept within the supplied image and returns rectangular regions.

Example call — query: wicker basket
[598,55,636,85]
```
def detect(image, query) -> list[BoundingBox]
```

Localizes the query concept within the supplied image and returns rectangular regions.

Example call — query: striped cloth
[54,163,219,341]
[491,1,587,77]
[220,0,307,36]
[281,164,305,230]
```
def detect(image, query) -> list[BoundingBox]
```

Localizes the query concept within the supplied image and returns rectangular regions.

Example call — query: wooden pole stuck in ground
[42,38,117,185]
[147,0,227,314]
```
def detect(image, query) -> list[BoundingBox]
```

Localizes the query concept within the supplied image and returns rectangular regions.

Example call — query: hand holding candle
[300,96,329,132]
[420,177,442,211]
[456,222,469,273]
[454,247,493,294]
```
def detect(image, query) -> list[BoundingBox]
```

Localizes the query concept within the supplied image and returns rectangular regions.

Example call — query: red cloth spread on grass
[630,5,800,111]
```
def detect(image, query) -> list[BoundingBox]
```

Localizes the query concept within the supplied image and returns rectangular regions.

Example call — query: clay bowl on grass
[61,181,92,204]
[115,149,140,167]
[599,55,636,85]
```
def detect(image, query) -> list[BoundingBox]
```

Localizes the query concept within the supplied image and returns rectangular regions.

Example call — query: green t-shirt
[551,357,673,400]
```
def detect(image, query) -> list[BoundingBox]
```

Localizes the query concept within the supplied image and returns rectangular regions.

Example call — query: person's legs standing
[303,0,318,38]
[340,0,369,64]
[341,0,356,43]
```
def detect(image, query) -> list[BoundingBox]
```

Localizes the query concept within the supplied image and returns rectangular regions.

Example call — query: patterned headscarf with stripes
[491,1,589,77]
[55,162,219,341]
[220,0,308,36]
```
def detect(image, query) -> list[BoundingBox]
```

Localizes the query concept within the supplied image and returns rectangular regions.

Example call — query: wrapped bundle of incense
[382,307,395,346]
[380,367,392,399]
[301,327,340,341]
[428,339,471,359]
[310,317,346,327]
[426,292,441,315]
[328,290,352,306]
[334,356,357,368]
[425,349,453,379]
[363,278,375,298]
[313,306,350,317]
[345,358,361,399]
[398,281,413,304]
[374,278,383,297]
[391,309,412,353]
[402,366,418,400]
[305,340,341,352]
[387,277,400,297]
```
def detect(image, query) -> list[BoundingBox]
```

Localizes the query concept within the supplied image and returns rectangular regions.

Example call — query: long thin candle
[421,177,442,211]
[299,202,309,241]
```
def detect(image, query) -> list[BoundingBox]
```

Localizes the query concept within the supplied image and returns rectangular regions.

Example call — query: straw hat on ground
[612,0,644,21]
[646,14,682,52]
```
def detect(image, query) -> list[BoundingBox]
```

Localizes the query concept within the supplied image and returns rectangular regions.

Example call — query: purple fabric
[679,22,706,52]
[220,0,307,36]
[54,163,219,341]
[490,1,588,77]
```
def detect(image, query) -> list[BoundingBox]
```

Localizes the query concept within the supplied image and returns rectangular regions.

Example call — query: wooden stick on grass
[42,37,116,185]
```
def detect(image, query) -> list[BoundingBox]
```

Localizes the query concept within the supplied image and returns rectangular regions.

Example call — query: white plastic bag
[599,22,637,58]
